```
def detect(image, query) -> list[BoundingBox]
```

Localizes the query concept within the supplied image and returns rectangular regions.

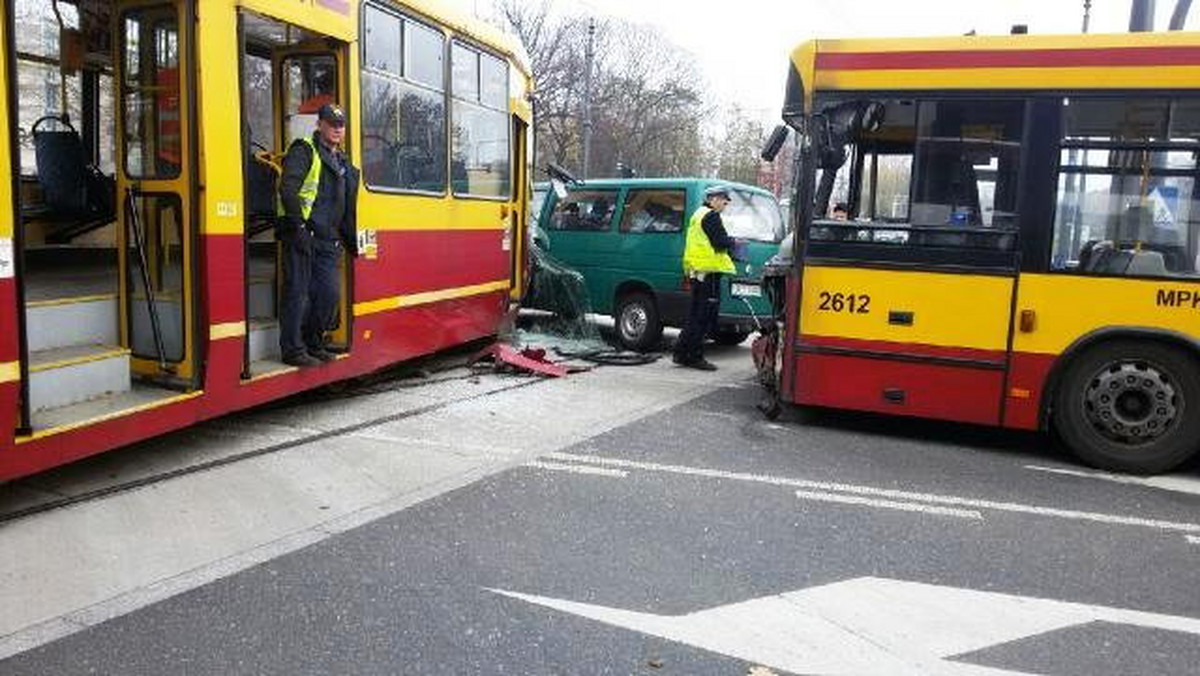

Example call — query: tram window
[17,64,82,175]
[15,0,82,176]
[451,43,479,102]
[360,4,447,193]
[98,73,116,175]
[549,191,617,232]
[242,53,273,151]
[451,45,510,199]
[1052,97,1200,278]
[363,3,401,74]
[121,8,181,179]
[405,20,444,90]
[283,55,337,145]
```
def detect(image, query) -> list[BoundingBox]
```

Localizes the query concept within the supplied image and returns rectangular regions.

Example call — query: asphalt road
[5,380,1200,675]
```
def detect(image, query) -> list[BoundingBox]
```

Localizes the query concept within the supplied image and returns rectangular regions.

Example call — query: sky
[462,0,1197,123]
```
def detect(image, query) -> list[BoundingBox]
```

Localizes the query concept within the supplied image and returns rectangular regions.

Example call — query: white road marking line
[795,490,984,520]
[1024,464,1200,497]
[1187,535,1200,545]
[548,453,1200,536]
[493,576,1200,676]
[524,461,628,478]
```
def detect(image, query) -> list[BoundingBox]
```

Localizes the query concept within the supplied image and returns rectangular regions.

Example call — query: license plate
[731,283,762,298]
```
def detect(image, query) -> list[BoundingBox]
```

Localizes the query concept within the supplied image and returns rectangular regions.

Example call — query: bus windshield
[723,191,784,243]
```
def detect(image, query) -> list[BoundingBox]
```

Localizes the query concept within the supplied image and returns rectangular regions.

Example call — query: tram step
[248,319,281,363]
[28,344,132,413]
[25,295,120,353]
[248,276,276,320]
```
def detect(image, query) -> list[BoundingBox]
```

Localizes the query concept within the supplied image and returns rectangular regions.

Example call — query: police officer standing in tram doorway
[278,103,360,367]
[673,185,739,371]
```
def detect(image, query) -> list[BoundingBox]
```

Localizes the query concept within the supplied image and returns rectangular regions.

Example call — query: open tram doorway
[239,11,352,378]
[11,0,198,435]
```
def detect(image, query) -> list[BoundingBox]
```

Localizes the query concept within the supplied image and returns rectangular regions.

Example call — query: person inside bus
[673,185,741,371]
[277,103,360,368]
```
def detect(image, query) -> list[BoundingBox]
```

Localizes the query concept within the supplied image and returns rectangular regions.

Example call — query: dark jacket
[279,133,359,254]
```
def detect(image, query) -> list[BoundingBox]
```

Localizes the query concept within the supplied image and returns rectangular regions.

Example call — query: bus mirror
[761,125,790,162]
[857,102,885,134]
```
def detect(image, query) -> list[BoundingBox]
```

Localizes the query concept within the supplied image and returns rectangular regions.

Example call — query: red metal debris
[471,343,570,378]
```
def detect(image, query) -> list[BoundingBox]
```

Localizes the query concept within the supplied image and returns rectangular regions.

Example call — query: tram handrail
[125,187,170,371]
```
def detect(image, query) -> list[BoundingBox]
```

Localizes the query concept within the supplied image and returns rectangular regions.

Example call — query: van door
[543,187,623,315]
[614,185,689,326]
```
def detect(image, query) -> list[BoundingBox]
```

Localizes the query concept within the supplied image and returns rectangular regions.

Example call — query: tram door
[116,0,199,386]
[277,44,352,352]
[240,27,350,374]
[511,115,531,298]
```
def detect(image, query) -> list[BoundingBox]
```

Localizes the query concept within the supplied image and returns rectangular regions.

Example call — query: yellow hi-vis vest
[683,206,736,275]
[277,136,322,221]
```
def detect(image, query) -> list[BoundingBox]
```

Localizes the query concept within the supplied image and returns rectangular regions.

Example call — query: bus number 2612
[818,292,871,314]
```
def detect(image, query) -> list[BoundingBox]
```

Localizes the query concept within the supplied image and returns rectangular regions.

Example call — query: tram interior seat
[31,114,115,242]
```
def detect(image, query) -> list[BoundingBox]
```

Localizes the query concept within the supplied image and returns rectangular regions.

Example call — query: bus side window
[1052,97,1200,278]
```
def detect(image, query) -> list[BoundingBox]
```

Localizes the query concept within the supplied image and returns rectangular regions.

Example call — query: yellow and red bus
[0,0,533,480]
[763,31,1200,473]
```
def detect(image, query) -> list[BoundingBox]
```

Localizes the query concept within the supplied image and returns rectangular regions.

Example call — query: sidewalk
[0,342,756,658]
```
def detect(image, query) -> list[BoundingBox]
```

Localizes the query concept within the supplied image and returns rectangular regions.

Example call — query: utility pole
[581,16,595,180]
[1130,0,1156,31]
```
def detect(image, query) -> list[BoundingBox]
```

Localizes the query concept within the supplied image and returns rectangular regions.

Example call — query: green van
[531,178,784,351]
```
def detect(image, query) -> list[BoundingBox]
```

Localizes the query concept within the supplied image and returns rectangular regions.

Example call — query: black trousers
[280,233,341,358]
[673,273,722,363]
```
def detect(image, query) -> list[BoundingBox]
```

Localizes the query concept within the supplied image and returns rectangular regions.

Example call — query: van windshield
[723,192,784,243]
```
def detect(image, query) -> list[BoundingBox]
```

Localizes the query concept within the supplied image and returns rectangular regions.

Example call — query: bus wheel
[615,291,662,352]
[1054,341,1200,475]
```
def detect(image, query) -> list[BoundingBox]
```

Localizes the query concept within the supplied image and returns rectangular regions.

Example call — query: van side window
[550,190,617,231]
[620,189,685,233]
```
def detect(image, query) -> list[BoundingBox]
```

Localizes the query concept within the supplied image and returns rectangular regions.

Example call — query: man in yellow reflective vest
[278,104,360,367]
[673,184,739,371]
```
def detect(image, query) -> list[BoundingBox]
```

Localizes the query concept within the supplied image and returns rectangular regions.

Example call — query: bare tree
[491,2,711,179]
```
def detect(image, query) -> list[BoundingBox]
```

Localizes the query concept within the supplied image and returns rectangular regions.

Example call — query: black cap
[318,104,346,127]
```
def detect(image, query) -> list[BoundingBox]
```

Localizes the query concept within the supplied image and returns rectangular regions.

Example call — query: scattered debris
[470,343,570,378]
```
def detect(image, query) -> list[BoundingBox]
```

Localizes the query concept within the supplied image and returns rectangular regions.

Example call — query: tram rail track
[0,359,545,526]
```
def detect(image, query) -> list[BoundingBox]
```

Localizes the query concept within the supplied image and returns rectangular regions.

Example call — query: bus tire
[1053,340,1200,475]
[615,291,662,352]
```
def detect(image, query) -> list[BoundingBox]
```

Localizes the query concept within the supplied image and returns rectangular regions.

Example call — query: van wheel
[1053,340,1200,475]
[713,329,751,346]
[615,291,662,352]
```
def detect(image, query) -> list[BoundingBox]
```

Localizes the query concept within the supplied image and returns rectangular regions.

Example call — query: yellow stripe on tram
[209,322,248,341]
[0,361,19,385]
[354,281,512,318]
